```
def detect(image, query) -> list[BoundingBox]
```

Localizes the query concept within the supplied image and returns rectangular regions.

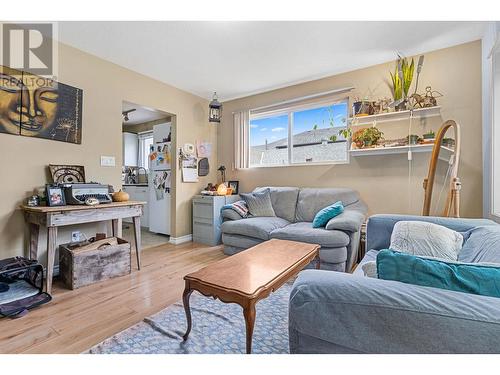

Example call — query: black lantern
[209,92,222,123]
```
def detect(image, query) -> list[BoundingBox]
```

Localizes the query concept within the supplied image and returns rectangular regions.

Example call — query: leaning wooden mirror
[422,120,461,217]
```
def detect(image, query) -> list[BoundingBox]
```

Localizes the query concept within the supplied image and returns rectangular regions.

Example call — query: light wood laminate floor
[0,242,226,354]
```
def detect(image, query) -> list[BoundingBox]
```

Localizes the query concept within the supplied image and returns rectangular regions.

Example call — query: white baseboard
[169,234,193,245]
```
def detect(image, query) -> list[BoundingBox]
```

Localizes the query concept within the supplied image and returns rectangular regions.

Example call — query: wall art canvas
[0,65,83,144]
[49,164,86,184]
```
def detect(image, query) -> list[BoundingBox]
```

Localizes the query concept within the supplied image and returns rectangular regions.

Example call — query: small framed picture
[228,181,239,195]
[46,185,66,206]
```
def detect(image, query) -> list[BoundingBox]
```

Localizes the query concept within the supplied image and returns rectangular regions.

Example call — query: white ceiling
[122,100,169,125]
[58,21,488,101]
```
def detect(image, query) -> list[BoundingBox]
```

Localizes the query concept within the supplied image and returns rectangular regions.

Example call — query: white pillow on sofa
[389,221,463,261]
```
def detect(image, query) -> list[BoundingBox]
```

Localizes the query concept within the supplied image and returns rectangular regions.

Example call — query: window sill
[246,160,350,169]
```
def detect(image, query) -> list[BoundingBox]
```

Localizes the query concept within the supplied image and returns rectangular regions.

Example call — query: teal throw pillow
[312,201,344,228]
[377,249,500,298]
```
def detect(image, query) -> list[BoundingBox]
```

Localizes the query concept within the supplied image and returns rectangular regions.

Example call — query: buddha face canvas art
[0,65,83,143]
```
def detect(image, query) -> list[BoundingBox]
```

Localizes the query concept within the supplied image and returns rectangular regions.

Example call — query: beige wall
[218,41,483,218]
[0,41,216,261]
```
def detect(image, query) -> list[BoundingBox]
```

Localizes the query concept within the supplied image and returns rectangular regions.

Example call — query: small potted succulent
[406,134,420,145]
[423,130,435,140]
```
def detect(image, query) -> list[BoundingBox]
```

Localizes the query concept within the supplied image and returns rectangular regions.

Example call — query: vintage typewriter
[63,183,113,205]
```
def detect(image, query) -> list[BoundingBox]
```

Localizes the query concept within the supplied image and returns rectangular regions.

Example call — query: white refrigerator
[148,123,172,235]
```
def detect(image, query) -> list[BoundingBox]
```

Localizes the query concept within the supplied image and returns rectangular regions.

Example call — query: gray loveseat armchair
[221,187,367,272]
[289,214,500,354]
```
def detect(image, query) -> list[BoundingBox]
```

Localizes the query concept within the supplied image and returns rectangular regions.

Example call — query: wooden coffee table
[182,239,320,354]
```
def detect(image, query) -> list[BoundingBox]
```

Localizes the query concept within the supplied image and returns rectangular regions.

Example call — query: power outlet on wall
[71,231,82,242]
[100,156,116,167]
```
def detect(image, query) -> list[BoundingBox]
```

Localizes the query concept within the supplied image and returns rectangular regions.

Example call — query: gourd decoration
[112,190,130,202]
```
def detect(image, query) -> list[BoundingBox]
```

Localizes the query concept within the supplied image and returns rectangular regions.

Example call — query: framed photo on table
[46,185,66,206]
[228,181,239,195]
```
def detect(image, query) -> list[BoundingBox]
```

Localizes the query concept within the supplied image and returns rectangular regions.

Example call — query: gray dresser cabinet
[192,195,240,246]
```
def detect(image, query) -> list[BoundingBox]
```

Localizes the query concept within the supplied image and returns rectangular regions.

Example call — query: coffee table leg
[243,301,256,354]
[182,284,193,341]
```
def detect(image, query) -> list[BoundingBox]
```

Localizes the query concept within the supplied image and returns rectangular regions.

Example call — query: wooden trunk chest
[59,237,131,290]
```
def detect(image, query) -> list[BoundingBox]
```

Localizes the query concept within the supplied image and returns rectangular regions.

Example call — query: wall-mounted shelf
[350,144,454,162]
[348,106,441,126]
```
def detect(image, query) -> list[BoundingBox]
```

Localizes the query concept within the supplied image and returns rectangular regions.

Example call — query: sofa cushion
[325,205,366,232]
[390,221,463,261]
[319,246,348,264]
[270,222,350,248]
[354,249,379,277]
[221,217,290,240]
[221,209,244,221]
[295,188,360,222]
[459,225,500,264]
[222,233,263,249]
[254,187,299,222]
[240,188,276,217]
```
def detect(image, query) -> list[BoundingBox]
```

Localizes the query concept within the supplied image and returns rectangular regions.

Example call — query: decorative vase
[395,100,407,112]
[352,101,363,116]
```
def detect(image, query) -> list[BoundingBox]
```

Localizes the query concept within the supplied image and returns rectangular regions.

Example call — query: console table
[21,201,146,294]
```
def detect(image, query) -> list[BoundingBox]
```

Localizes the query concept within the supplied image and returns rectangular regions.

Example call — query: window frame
[137,131,154,170]
[248,97,350,168]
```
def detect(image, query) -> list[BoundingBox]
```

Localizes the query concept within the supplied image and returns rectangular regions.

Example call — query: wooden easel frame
[422,120,461,217]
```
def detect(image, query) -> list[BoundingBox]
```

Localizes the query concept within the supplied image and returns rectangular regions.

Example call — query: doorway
[121,100,175,250]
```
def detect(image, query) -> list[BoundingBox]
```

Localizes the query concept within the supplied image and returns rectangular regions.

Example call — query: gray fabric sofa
[289,214,500,354]
[221,187,367,272]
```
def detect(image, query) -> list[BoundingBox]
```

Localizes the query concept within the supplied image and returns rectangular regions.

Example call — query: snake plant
[390,55,415,100]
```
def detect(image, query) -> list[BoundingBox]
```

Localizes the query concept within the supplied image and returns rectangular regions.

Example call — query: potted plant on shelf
[352,97,374,117]
[352,127,384,148]
[423,130,435,140]
[390,55,415,111]
[422,130,435,144]
[406,134,421,145]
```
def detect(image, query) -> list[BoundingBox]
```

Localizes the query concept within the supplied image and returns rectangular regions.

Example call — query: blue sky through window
[250,102,348,147]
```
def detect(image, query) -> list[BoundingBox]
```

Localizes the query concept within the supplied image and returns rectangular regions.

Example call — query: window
[250,113,289,166]
[249,100,348,167]
[138,131,154,169]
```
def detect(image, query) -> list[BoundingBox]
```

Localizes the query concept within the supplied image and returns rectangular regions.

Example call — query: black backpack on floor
[0,257,51,318]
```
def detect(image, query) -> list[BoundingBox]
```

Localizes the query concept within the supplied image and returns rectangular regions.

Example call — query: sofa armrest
[221,209,245,222]
[289,270,500,353]
[325,200,367,232]
[366,214,496,251]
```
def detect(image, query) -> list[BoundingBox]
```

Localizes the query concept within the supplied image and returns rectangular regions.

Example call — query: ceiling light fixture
[122,108,136,122]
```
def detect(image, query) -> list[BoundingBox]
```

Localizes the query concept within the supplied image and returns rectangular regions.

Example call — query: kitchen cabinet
[123,132,138,166]
[123,185,149,228]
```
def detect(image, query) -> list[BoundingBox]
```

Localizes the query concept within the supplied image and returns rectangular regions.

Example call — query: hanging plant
[352,127,384,148]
